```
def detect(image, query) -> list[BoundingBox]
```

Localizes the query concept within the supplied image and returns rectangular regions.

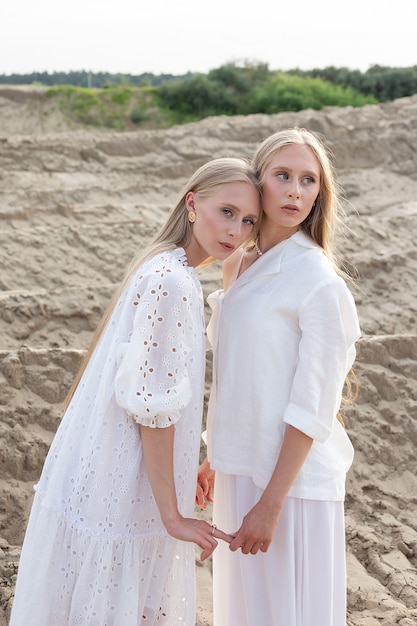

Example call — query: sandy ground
[0,87,417,625]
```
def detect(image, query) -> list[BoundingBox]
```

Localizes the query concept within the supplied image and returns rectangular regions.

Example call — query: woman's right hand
[164,515,233,561]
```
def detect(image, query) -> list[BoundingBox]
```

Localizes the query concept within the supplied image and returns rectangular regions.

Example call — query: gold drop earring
[188,211,196,223]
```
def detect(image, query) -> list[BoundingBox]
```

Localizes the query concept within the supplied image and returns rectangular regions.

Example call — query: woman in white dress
[197,128,361,626]
[9,157,261,626]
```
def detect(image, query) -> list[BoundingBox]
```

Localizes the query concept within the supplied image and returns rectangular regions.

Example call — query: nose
[228,221,242,239]
[288,179,301,197]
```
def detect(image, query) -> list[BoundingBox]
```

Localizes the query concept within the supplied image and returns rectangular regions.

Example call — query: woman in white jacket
[198,128,361,626]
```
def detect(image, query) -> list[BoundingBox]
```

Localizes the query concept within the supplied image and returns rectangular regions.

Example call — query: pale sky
[1,0,415,76]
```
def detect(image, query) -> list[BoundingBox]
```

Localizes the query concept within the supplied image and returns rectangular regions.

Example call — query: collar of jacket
[229,230,318,291]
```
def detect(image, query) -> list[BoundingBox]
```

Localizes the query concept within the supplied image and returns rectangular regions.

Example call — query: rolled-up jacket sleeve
[114,271,195,428]
[283,277,361,441]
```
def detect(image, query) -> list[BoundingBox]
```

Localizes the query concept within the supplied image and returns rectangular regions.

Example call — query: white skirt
[9,494,195,626]
[212,473,347,626]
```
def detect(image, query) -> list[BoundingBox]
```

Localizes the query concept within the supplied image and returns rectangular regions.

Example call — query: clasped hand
[165,515,233,561]
[228,500,278,555]
[196,458,279,556]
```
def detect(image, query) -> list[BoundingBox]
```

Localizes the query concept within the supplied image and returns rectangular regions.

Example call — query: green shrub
[247,73,377,114]
[130,107,148,124]
[105,86,133,106]
[46,86,102,124]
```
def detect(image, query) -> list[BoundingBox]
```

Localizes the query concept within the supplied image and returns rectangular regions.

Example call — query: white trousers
[213,473,347,626]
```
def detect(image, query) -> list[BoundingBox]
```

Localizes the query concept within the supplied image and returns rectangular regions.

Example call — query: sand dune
[1,88,417,625]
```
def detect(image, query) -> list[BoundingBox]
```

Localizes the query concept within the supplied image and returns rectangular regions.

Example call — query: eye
[222,208,233,216]
[302,175,315,184]
[276,171,289,180]
[243,217,256,225]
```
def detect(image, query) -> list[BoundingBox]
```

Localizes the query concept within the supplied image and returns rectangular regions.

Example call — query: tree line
[0,70,189,88]
[1,63,416,124]
[1,64,416,102]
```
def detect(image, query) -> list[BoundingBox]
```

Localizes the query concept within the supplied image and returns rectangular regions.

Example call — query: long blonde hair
[64,157,259,409]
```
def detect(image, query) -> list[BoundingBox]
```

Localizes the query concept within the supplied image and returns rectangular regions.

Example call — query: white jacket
[206,231,361,501]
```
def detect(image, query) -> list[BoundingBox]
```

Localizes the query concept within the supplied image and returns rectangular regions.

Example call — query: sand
[0,87,416,625]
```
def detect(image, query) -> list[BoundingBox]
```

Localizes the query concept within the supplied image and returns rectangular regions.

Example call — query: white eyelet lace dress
[9,248,206,626]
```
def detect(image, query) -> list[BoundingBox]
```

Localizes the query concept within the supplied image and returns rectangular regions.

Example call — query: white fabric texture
[206,230,361,499]
[212,473,347,626]
[10,248,206,626]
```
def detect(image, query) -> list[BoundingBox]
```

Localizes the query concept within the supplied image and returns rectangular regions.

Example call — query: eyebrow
[271,165,319,177]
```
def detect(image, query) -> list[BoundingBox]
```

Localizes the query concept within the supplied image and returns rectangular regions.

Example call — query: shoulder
[289,233,338,278]
[131,248,200,296]
[139,248,193,280]
[288,235,355,301]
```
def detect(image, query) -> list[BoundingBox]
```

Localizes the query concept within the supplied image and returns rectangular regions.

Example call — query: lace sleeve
[114,264,198,427]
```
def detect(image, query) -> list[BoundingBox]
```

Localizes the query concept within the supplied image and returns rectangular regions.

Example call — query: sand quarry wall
[0,89,417,625]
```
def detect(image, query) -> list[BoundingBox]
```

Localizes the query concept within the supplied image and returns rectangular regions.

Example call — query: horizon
[1,61,416,81]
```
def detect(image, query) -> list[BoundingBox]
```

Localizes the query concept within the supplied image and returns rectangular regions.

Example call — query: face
[260,143,321,242]
[185,182,260,266]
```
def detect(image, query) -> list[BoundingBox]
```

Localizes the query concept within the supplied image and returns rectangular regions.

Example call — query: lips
[220,242,235,252]
[282,204,299,213]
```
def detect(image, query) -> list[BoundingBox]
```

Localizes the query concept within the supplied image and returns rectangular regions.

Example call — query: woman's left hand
[196,457,215,509]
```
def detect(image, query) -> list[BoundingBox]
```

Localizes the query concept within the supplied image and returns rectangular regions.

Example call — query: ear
[185,191,195,212]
